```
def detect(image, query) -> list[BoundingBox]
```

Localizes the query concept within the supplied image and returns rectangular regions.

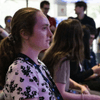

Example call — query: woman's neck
[21,47,40,65]
[78,12,85,20]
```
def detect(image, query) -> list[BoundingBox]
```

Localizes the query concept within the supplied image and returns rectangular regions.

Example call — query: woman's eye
[43,27,47,29]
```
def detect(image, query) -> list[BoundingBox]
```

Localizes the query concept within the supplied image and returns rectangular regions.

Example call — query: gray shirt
[53,57,70,90]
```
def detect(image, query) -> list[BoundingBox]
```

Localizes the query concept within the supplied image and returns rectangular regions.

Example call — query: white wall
[0,0,57,27]
[0,0,100,29]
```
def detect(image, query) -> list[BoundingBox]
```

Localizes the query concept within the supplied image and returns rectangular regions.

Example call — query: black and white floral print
[3,54,56,100]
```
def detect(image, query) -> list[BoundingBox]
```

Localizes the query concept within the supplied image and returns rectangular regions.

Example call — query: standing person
[74,1,96,28]
[42,19,100,100]
[40,0,56,34]
[0,7,63,100]
[4,16,12,34]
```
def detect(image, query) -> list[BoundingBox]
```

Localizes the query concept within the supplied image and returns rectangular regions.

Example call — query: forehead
[43,4,49,8]
[7,17,12,19]
[36,11,50,26]
[6,17,12,21]
[75,6,81,8]
[7,18,12,20]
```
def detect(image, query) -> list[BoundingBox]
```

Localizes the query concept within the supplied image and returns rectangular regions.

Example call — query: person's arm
[0,90,4,100]
[55,82,100,100]
[89,18,96,29]
[92,52,97,65]
[55,82,82,100]
[70,61,94,82]
[91,65,100,75]
[69,78,90,94]
[0,90,39,100]
[0,27,9,38]
[85,73,99,80]
[80,63,100,81]
[24,98,39,100]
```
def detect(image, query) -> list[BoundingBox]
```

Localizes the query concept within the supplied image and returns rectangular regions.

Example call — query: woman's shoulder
[54,57,70,68]
[7,57,36,75]
[59,57,70,64]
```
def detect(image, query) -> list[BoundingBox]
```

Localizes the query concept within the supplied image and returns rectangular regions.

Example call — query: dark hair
[75,1,87,11]
[42,19,84,77]
[40,0,50,8]
[0,7,39,86]
[5,16,12,23]
[68,17,74,19]
[96,27,100,39]
[82,25,90,60]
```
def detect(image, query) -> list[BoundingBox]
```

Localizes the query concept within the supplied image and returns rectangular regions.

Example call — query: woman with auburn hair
[0,7,63,100]
[42,19,100,100]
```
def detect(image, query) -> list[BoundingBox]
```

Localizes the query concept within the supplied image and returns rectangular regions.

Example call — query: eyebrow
[42,24,50,26]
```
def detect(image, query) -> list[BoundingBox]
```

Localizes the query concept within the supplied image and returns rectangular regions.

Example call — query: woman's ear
[20,29,29,40]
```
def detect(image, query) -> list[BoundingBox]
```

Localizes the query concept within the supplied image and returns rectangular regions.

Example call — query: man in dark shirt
[74,1,96,28]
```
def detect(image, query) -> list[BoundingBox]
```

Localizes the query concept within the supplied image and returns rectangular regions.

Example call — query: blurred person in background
[40,0,56,34]
[70,25,100,92]
[42,19,100,100]
[74,1,96,29]
[83,24,97,70]
[4,16,12,34]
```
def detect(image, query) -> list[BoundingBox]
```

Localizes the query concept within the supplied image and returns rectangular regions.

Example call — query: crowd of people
[0,0,100,100]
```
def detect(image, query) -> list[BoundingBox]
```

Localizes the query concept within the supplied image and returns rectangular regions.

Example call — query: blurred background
[0,0,100,53]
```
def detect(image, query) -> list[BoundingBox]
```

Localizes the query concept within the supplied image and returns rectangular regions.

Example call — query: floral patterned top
[3,53,56,100]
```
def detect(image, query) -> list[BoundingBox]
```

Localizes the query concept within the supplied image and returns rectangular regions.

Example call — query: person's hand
[50,25,56,33]
[92,65,100,75]
[80,85,90,95]
[82,84,90,90]
[98,63,100,66]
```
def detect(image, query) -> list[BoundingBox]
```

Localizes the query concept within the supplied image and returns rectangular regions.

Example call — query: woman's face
[28,11,52,51]
[6,17,12,28]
